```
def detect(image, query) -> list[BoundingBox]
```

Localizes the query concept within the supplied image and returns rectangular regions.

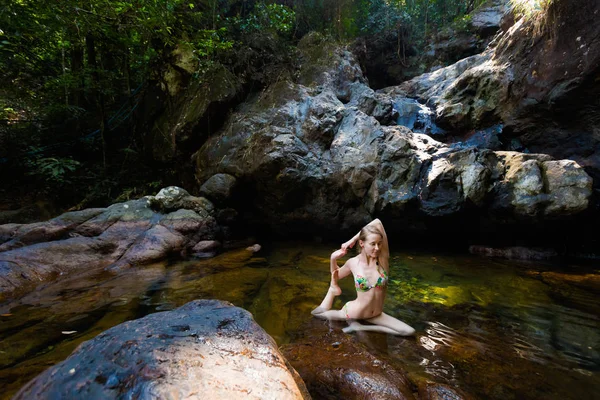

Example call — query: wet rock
[0,187,222,301]
[492,152,592,217]
[451,124,503,150]
[246,244,261,253]
[0,208,104,251]
[536,271,600,292]
[418,380,474,400]
[191,239,221,258]
[541,160,593,216]
[192,240,221,253]
[142,59,243,163]
[392,0,600,188]
[199,173,238,204]
[469,245,558,260]
[0,237,119,298]
[393,98,445,136]
[14,299,310,400]
[471,0,510,37]
[149,186,214,215]
[193,41,592,236]
[281,319,416,400]
[159,209,213,234]
[108,225,188,271]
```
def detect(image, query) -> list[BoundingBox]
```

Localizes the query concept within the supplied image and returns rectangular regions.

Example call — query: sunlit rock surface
[388,0,600,184]
[470,0,509,37]
[193,37,592,235]
[13,299,311,400]
[0,187,220,301]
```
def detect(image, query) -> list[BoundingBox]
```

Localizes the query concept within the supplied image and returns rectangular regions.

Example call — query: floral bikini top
[355,264,388,292]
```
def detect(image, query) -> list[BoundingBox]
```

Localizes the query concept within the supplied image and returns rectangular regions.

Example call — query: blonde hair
[359,224,389,268]
[359,225,383,242]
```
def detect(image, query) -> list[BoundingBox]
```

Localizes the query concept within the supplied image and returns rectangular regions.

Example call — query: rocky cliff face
[394,0,600,186]
[192,33,592,242]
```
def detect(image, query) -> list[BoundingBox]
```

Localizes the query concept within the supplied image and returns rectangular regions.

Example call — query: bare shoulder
[346,255,360,269]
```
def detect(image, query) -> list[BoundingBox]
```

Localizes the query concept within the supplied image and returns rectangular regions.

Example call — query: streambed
[0,242,598,399]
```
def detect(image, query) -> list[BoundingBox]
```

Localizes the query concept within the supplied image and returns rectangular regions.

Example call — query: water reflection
[0,242,599,399]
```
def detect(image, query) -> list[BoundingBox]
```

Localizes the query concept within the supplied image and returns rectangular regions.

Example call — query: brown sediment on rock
[527,270,600,291]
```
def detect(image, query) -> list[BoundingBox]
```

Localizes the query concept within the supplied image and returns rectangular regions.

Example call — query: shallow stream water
[0,242,598,399]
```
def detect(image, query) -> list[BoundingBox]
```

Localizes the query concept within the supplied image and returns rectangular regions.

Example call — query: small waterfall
[393,98,446,136]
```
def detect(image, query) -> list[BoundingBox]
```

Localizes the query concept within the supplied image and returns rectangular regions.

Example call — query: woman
[311,219,415,336]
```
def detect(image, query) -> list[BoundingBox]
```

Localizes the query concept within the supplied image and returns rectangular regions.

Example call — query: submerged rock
[469,245,558,260]
[534,271,600,292]
[14,299,310,400]
[418,380,475,400]
[0,187,222,301]
[281,319,416,400]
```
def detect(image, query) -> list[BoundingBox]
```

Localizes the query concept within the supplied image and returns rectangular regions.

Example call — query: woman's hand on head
[341,239,355,252]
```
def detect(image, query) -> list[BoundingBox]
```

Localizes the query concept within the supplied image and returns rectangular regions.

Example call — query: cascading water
[393,98,446,136]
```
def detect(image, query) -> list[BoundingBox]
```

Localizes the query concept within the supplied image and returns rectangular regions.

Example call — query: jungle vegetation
[0,0,488,211]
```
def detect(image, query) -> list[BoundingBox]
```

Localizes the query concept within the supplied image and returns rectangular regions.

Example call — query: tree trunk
[86,34,107,169]
[71,43,84,108]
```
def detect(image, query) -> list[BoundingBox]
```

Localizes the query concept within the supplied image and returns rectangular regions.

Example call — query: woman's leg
[311,269,341,315]
[311,309,348,321]
[344,312,415,336]
[342,321,399,334]
[312,300,353,321]
[329,268,342,296]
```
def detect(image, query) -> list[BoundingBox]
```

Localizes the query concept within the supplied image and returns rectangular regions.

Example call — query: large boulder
[14,300,310,400]
[139,52,243,163]
[0,187,220,301]
[199,173,238,204]
[471,0,511,37]
[192,41,592,237]
[389,0,600,185]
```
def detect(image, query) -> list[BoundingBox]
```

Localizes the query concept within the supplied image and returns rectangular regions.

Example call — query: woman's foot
[311,286,340,315]
[329,284,341,296]
[342,321,362,333]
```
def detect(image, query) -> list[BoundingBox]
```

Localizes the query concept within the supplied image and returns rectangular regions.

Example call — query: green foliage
[452,14,473,33]
[195,28,235,58]
[115,181,163,202]
[293,0,488,42]
[1,0,492,209]
[27,157,81,185]
[236,3,295,34]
